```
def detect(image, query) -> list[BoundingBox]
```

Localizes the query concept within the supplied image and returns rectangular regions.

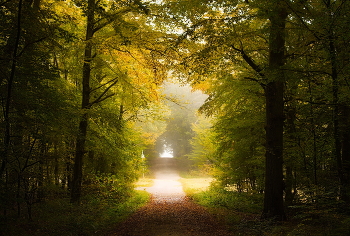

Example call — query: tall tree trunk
[70,0,95,203]
[329,29,350,203]
[339,105,350,203]
[37,142,45,202]
[307,82,318,190]
[1,0,23,177]
[284,82,298,206]
[261,0,288,221]
[284,166,295,206]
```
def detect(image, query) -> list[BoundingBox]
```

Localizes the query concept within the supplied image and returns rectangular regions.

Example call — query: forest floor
[106,158,234,236]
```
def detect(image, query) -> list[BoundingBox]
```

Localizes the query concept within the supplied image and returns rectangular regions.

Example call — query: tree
[261,0,288,220]
[188,115,216,173]
[160,0,288,219]
[70,0,167,203]
[197,74,265,191]
[281,0,350,204]
[0,0,23,178]
[0,0,77,218]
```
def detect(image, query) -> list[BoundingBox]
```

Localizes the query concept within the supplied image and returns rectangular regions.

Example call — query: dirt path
[108,158,233,236]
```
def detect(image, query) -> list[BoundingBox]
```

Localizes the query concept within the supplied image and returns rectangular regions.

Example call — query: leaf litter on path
[108,158,234,236]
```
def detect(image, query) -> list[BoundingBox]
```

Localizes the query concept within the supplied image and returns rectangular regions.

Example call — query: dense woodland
[1,0,350,234]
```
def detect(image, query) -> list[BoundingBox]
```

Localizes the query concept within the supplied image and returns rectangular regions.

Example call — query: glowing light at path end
[160,150,173,158]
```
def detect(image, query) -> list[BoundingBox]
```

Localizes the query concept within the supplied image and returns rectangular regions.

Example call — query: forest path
[108,158,233,236]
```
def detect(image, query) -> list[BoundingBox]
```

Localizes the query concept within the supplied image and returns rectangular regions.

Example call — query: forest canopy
[1,0,350,228]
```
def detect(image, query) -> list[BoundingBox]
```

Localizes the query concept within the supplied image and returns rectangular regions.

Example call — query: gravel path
[108,158,234,236]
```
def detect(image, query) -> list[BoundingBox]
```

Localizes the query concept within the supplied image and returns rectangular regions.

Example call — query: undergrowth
[182,181,263,214]
[182,180,350,236]
[0,190,150,236]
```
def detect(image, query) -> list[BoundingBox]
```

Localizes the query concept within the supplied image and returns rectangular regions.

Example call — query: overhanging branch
[231,45,265,77]
[94,8,133,33]
[89,78,119,107]
[90,76,116,93]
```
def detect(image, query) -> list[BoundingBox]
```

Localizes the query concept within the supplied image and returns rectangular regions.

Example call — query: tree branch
[90,76,115,93]
[282,68,332,76]
[17,37,47,58]
[285,0,321,41]
[22,136,37,172]
[93,8,133,33]
[244,77,266,88]
[295,98,336,106]
[231,45,265,77]
[89,78,118,107]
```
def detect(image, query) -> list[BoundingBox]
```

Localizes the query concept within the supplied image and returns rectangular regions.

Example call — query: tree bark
[339,105,350,203]
[284,166,295,206]
[1,0,23,178]
[329,27,350,203]
[70,0,95,203]
[261,0,288,221]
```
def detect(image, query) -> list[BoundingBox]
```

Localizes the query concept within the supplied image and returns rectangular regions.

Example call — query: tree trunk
[70,0,95,203]
[262,81,286,220]
[338,105,350,203]
[261,0,287,221]
[54,144,60,186]
[284,166,294,206]
[329,30,350,203]
[1,0,23,177]
[37,145,44,202]
[70,115,89,203]
[284,98,297,206]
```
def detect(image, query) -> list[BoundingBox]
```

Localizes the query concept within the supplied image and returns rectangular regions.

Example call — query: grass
[194,188,263,213]
[180,179,262,214]
[180,178,350,236]
[1,190,150,236]
[134,178,154,188]
[179,177,214,196]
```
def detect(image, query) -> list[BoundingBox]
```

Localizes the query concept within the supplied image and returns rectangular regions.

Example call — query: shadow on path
[109,158,233,236]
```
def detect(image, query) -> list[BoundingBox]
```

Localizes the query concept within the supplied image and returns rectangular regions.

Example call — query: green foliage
[191,182,263,214]
[171,0,350,216]
[0,0,80,216]
[187,115,216,172]
[1,0,350,232]
[189,183,350,236]
[0,190,150,236]
[155,82,206,160]
[0,0,167,218]
[194,73,266,192]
